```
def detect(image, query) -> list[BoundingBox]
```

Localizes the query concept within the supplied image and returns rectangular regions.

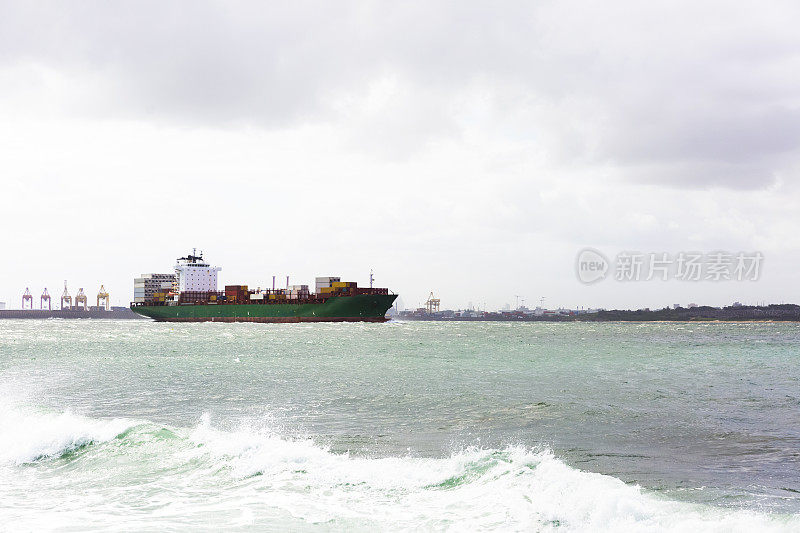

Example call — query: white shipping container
[315,278,339,292]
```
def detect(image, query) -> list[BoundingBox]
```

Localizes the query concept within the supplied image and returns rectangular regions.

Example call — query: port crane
[61,281,72,310]
[22,288,33,310]
[75,288,88,311]
[425,292,440,314]
[97,285,110,311]
[41,288,51,310]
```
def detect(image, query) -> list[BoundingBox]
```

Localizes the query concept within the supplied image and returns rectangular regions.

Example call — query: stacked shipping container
[224,285,248,303]
[315,277,340,293]
[133,274,176,303]
[136,273,388,306]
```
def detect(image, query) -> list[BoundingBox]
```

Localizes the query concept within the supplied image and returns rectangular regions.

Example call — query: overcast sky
[2,1,799,310]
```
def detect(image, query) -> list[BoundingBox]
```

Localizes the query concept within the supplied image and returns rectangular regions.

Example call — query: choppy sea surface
[1,319,799,531]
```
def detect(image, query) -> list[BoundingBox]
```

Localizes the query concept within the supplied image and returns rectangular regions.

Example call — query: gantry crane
[22,288,33,310]
[75,288,88,311]
[41,288,51,310]
[61,281,72,310]
[97,285,110,311]
[425,291,440,314]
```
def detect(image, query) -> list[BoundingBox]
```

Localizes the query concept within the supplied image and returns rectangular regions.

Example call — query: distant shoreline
[397,304,800,323]
[396,318,796,323]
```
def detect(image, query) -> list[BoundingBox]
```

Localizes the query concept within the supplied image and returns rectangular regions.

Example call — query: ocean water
[1,320,799,531]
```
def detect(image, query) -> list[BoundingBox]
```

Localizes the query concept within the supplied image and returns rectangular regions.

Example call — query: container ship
[130,251,397,323]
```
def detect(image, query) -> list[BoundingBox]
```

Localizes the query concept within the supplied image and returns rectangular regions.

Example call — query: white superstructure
[174,250,221,293]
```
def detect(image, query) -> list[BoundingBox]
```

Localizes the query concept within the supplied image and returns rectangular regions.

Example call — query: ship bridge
[174,249,221,294]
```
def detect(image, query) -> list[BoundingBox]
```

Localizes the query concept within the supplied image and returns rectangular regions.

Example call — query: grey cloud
[1,1,799,188]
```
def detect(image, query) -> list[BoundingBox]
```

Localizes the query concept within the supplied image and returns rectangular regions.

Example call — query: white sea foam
[0,408,796,531]
[185,416,799,532]
[0,406,134,465]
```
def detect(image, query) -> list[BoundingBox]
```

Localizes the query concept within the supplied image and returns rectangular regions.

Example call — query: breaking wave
[0,407,135,465]
[1,408,797,531]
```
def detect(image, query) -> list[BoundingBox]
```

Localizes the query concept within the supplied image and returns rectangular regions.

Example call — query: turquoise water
[1,320,799,531]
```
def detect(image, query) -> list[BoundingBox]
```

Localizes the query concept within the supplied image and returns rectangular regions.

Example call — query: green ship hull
[130,294,397,323]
